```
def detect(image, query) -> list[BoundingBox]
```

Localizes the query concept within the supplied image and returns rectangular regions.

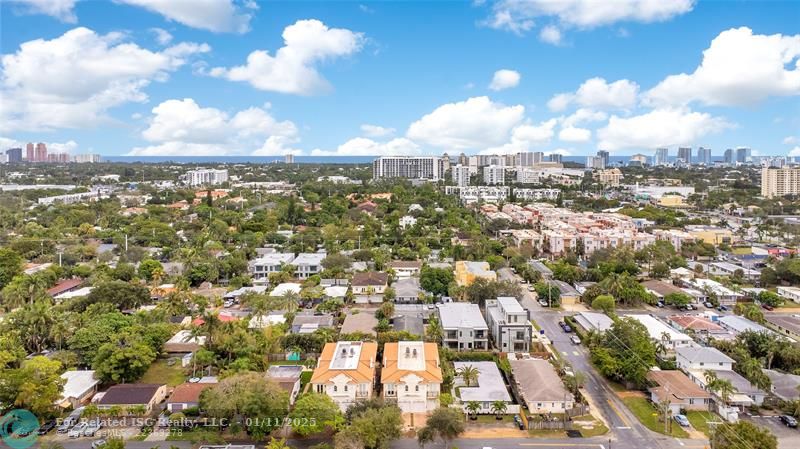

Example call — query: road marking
[572,351,580,356]
[615,426,631,429]
[606,398,632,428]
[675,438,685,446]
[518,444,605,448]
[562,351,569,355]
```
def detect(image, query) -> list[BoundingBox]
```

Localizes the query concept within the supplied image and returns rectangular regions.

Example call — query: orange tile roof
[311,342,377,384]
[381,342,443,384]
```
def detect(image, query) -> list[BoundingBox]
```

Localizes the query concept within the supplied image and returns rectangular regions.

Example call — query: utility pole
[125,234,128,252]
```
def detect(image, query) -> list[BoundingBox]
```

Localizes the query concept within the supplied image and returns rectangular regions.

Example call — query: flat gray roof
[437,303,487,329]
[453,361,511,403]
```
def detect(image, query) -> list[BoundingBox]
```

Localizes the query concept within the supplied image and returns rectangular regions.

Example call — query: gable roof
[98,384,163,405]
[668,315,724,332]
[647,370,711,401]
[510,358,572,403]
[168,383,213,404]
[676,346,734,364]
[381,342,443,384]
[311,341,377,385]
[352,271,389,287]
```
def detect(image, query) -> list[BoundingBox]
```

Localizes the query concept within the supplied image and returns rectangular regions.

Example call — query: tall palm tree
[280,290,300,312]
[457,365,480,387]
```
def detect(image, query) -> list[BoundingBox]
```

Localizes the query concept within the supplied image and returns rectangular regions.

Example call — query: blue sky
[1,0,799,157]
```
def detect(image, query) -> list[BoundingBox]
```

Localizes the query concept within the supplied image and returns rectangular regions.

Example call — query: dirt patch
[615,390,646,398]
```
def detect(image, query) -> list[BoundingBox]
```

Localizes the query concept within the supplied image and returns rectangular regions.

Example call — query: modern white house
[453,361,516,414]
[311,341,377,412]
[777,286,800,304]
[676,346,735,372]
[249,253,296,282]
[381,341,443,413]
[437,303,489,351]
[293,252,327,279]
[624,314,695,351]
[485,297,532,352]
[58,370,99,409]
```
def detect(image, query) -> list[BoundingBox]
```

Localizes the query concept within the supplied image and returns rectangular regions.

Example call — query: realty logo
[0,409,39,449]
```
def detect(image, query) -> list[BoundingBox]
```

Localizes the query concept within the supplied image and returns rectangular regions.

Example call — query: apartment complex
[761,166,800,198]
[372,156,444,181]
[186,169,229,186]
[381,342,443,413]
[454,261,496,286]
[311,341,378,411]
[452,164,470,186]
[483,165,505,185]
[593,168,623,186]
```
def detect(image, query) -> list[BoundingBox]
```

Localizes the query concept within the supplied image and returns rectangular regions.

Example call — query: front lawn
[685,410,721,437]
[141,359,186,387]
[621,397,689,438]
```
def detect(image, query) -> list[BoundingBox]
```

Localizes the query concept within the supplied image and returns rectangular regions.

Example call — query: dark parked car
[37,420,57,435]
[780,415,798,427]
[513,415,525,430]
[762,304,774,311]
[717,305,728,312]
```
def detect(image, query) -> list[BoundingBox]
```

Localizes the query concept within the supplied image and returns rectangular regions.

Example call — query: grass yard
[141,359,187,387]
[621,397,689,438]
[685,411,721,437]
[166,427,226,444]
[572,414,610,437]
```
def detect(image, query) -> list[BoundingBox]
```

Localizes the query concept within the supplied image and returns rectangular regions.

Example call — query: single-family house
[676,346,734,372]
[351,272,389,295]
[453,361,515,414]
[764,314,800,340]
[485,297,532,352]
[311,341,378,411]
[573,311,614,333]
[381,342,443,413]
[267,365,304,404]
[290,312,335,334]
[510,358,574,414]
[388,260,422,278]
[294,252,327,279]
[764,369,800,401]
[437,303,489,351]
[164,330,207,353]
[97,384,168,413]
[394,277,422,303]
[58,370,99,409]
[624,315,695,352]
[777,286,800,304]
[167,382,215,413]
[647,370,711,414]
[249,253,295,282]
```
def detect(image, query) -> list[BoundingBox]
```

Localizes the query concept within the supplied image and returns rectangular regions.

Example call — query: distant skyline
[1,0,799,157]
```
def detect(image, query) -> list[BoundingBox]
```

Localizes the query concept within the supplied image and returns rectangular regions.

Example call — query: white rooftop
[624,314,693,342]
[60,370,99,401]
[324,285,348,298]
[397,341,426,371]
[497,296,524,313]
[437,303,488,329]
[252,253,295,265]
[167,330,207,345]
[574,311,614,332]
[270,283,302,296]
[225,286,269,298]
[718,315,771,334]
[54,287,93,300]
[453,361,511,402]
[294,252,326,265]
[330,341,364,370]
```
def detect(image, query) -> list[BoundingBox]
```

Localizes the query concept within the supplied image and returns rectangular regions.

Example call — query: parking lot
[744,415,800,448]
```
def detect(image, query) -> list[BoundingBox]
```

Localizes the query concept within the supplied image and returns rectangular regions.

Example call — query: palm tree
[425,316,443,343]
[457,365,480,387]
[491,400,507,420]
[466,401,480,420]
[280,290,300,312]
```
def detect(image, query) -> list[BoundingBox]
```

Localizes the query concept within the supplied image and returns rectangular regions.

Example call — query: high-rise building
[761,166,800,198]
[597,150,610,168]
[73,154,101,163]
[284,154,294,164]
[25,143,34,161]
[724,149,734,164]
[6,148,23,163]
[516,152,540,167]
[654,148,669,166]
[372,156,442,181]
[186,168,229,186]
[586,156,604,169]
[736,147,751,164]
[677,147,692,164]
[452,164,470,187]
[483,165,505,185]
[697,147,712,165]
[629,154,648,166]
[457,153,468,166]
[549,153,562,164]
[440,153,452,175]
[34,143,47,162]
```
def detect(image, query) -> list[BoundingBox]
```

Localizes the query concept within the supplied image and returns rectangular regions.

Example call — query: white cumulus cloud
[489,69,521,91]
[360,124,396,138]
[150,27,173,45]
[117,0,255,33]
[597,107,732,152]
[311,137,420,156]
[209,19,365,95]
[539,25,562,45]
[482,119,558,154]
[406,96,525,151]
[0,27,210,132]
[644,27,800,107]
[559,126,592,143]
[8,0,77,23]
[484,0,694,36]
[128,98,299,156]
[548,77,639,111]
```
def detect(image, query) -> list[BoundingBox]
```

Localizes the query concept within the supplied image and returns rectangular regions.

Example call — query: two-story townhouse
[381,341,443,413]
[485,297,532,352]
[249,253,296,282]
[293,252,327,279]
[436,303,488,351]
[676,346,735,372]
[311,341,377,411]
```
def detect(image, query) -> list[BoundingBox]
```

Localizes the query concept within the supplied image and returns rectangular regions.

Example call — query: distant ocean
[102,155,636,165]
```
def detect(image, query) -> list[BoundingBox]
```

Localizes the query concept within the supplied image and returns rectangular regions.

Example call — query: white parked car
[83,421,102,437]
[570,336,581,345]
[68,422,87,438]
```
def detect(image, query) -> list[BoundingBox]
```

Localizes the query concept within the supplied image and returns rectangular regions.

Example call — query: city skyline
[1,1,799,157]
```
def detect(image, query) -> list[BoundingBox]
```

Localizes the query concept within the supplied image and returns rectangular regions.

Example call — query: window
[344,386,348,392]
[415,385,419,392]
[333,386,337,392]
[405,385,409,392]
